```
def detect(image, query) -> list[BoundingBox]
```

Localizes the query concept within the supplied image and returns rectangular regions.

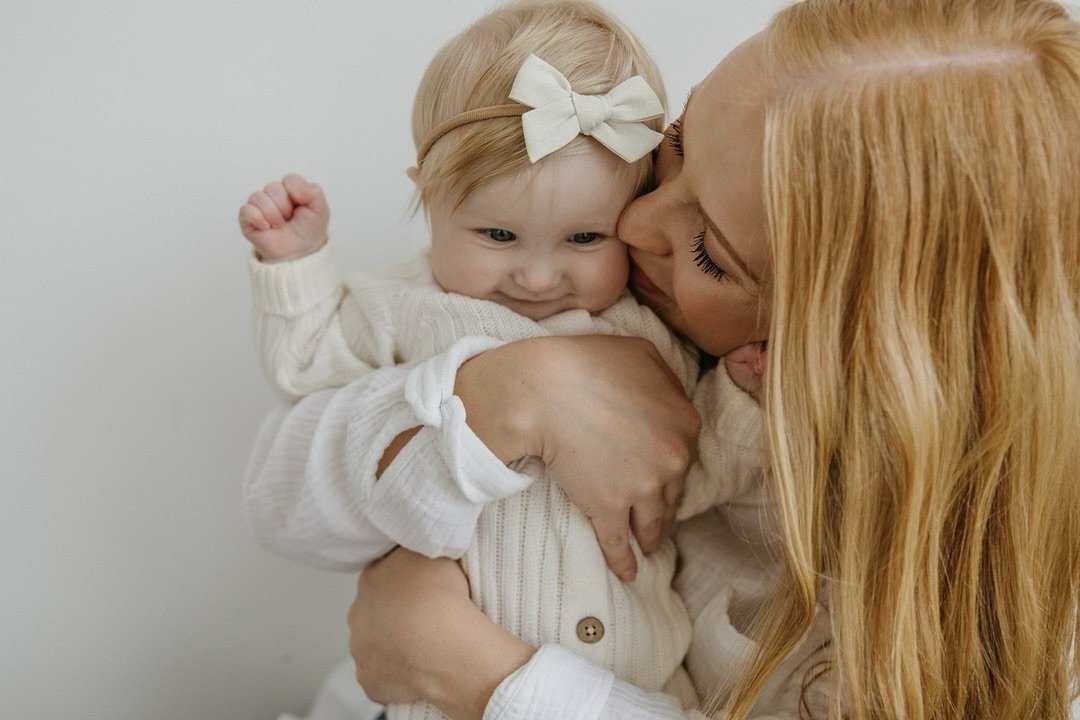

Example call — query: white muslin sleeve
[243,337,534,569]
[485,640,830,720]
[483,645,709,720]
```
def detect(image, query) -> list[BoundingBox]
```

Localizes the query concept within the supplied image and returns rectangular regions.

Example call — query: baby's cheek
[432,255,476,295]
[592,251,631,308]
[433,248,496,296]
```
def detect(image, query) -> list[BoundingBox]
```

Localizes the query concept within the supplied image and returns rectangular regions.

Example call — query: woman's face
[620,34,771,358]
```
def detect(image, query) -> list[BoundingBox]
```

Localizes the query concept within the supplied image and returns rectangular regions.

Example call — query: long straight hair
[721,0,1080,717]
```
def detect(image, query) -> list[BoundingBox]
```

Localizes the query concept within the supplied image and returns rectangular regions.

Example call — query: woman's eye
[485,228,516,243]
[691,230,726,281]
[569,232,599,245]
[665,118,684,157]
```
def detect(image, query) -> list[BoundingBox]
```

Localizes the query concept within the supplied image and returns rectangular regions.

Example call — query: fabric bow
[508,54,665,164]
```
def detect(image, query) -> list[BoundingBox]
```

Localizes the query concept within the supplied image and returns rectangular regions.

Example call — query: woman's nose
[513,260,562,294]
[617,185,673,257]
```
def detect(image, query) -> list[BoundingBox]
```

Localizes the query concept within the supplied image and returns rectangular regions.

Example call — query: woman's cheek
[677,282,752,357]
[671,273,720,352]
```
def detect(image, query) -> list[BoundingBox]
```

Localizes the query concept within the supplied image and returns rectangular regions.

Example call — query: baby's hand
[238,173,330,261]
[724,341,767,404]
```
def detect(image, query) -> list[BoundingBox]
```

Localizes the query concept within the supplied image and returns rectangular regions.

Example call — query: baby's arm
[243,338,534,570]
[240,174,409,400]
[676,363,767,522]
[248,244,395,400]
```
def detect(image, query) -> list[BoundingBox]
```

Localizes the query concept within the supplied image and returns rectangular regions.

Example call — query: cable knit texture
[245,244,772,719]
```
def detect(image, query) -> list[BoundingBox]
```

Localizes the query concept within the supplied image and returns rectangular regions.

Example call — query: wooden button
[575,616,605,644]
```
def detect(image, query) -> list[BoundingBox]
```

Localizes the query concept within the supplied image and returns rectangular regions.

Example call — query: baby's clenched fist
[238,173,330,261]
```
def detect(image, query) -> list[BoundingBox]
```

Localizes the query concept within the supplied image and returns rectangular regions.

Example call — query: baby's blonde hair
[410,0,665,212]
[718,1,1080,718]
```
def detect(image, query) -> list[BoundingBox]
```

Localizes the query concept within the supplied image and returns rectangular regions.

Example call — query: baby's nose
[513,261,562,294]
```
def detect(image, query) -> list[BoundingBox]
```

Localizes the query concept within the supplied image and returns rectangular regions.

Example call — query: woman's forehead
[683,36,771,286]
[698,33,771,110]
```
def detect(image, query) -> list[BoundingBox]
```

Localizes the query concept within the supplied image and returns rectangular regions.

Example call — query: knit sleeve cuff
[677,364,767,520]
[404,337,534,503]
[697,364,764,452]
[484,645,615,720]
[248,241,343,317]
[485,645,713,720]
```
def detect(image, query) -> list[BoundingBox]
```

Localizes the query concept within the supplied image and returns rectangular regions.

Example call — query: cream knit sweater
[245,243,768,719]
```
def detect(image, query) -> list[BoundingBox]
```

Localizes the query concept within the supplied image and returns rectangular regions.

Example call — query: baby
[239,1,761,718]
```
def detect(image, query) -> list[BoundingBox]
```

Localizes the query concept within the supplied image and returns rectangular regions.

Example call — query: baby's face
[428,143,637,321]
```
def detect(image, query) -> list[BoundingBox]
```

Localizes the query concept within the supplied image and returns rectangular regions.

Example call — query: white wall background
[10,3,1077,719]
[12,1,1075,720]
[0,2,785,718]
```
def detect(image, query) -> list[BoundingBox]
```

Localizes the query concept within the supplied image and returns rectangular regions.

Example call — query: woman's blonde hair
[409,0,665,212]
[723,0,1080,717]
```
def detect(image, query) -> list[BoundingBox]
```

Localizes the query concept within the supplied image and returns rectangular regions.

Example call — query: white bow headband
[415,54,665,165]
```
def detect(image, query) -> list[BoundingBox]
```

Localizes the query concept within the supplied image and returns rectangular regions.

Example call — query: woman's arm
[351,549,832,720]
[348,548,537,720]
[350,549,827,720]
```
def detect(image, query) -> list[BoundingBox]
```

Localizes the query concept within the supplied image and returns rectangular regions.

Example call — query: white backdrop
[0,2,784,718]
[13,3,1077,720]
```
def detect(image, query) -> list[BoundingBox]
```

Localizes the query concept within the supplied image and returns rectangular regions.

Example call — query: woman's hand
[349,548,534,720]
[454,335,701,581]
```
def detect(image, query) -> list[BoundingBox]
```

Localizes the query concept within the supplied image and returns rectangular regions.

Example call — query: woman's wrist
[427,599,537,720]
[453,337,553,463]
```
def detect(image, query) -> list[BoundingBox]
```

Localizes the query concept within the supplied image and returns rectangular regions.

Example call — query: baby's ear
[405,166,420,184]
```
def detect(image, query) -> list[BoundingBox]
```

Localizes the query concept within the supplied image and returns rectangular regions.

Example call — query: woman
[250,0,1080,717]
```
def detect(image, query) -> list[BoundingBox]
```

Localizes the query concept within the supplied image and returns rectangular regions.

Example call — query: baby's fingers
[262,181,295,221]
[237,202,270,233]
[283,173,330,221]
[246,190,287,228]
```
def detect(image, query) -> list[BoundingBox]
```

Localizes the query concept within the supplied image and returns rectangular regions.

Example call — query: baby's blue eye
[486,228,516,243]
[569,232,598,245]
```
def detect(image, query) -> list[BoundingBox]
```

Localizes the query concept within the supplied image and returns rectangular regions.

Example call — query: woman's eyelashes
[665,118,684,156]
[691,230,726,280]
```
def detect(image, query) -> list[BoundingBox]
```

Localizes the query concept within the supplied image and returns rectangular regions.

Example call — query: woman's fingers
[348,548,534,717]
[453,335,700,580]
[349,549,469,704]
[592,483,679,580]
[629,490,673,555]
[590,510,637,581]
